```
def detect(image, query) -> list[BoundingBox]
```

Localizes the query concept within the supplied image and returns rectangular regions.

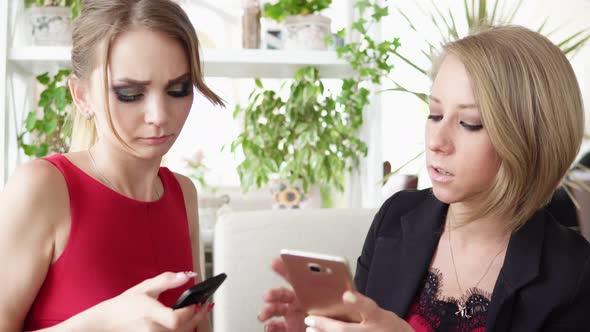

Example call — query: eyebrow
[112,73,191,88]
[429,95,478,109]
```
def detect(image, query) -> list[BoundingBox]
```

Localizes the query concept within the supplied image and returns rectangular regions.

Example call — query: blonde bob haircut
[69,0,225,152]
[431,25,584,231]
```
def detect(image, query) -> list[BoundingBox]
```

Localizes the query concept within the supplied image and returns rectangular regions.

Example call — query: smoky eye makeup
[167,80,192,98]
[112,86,144,103]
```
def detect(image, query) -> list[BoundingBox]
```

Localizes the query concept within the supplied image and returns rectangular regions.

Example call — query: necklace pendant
[455,301,472,319]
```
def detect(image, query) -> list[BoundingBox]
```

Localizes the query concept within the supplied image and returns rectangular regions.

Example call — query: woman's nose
[426,121,454,155]
[144,94,168,126]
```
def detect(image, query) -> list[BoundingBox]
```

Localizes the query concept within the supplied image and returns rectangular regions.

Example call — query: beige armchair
[212,208,377,332]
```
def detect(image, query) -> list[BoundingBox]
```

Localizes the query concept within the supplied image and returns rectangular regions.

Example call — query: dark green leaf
[36,72,50,85]
[22,144,36,156]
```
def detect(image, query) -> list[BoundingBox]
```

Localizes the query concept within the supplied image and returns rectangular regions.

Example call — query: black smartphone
[172,273,227,310]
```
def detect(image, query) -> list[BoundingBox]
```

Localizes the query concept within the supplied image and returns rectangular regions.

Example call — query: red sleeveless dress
[24,154,195,330]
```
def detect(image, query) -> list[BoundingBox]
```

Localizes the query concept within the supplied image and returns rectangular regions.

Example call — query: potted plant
[389,0,589,103]
[18,69,72,157]
[232,0,400,208]
[263,0,332,50]
[231,66,368,208]
[24,0,82,45]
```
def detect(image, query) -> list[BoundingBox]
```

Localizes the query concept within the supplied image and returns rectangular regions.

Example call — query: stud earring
[82,111,93,120]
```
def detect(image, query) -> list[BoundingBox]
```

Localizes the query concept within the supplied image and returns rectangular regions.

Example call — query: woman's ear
[68,74,93,119]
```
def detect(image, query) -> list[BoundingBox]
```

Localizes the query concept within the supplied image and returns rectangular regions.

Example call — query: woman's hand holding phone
[258,258,307,332]
[303,290,415,332]
[64,271,208,332]
[260,252,414,332]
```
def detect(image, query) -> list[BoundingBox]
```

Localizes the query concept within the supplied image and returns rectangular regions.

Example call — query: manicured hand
[70,271,209,332]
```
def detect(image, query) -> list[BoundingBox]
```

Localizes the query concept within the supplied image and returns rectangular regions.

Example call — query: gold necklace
[88,148,160,200]
[448,208,507,319]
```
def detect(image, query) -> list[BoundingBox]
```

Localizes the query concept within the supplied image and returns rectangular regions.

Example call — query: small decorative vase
[283,14,331,50]
[28,6,72,46]
[270,179,320,209]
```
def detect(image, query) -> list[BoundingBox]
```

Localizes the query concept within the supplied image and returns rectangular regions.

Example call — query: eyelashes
[167,81,192,98]
[113,80,192,103]
[460,121,484,131]
[427,115,484,132]
[113,87,143,103]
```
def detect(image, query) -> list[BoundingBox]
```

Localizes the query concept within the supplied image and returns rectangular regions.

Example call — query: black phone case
[172,273,227,309]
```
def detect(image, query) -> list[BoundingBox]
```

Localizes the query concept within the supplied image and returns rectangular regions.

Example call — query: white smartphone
[280,249,362,323]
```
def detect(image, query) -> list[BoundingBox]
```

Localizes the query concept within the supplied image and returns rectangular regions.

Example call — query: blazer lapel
[485,210,546,331]
[388,193,447,316]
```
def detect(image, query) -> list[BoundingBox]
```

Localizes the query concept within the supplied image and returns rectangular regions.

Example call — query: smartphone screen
[280,249,361,323]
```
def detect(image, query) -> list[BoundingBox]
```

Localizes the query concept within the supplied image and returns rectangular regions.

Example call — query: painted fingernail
[176,271,198,279]
[304,316,315,327]
[343,291,357,303]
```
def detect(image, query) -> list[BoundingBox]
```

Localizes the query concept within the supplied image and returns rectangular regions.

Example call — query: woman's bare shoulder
[1,158,69,225]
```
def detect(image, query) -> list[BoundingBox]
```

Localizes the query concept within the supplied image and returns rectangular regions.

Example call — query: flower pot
[283,14,331,50]
[28,6,72,46]
[270,179,321,209]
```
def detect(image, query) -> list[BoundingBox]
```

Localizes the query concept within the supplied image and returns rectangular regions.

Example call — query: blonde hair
[69,0,225,152]
[433,26,585,230]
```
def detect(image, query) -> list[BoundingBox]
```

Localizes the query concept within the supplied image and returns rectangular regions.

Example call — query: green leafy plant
[18,70,72,157]
[388,0,589,103]
[263,0,332,22]
[231,66,367,195]
[329,0,400,132]
[24,0,83,19]
[232,0,399,200]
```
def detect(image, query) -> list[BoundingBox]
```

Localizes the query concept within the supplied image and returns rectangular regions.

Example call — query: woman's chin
[431,186,460,204]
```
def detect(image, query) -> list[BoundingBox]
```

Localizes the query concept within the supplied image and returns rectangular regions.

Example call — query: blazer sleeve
[354,192,399,294]
[542,255,590,331]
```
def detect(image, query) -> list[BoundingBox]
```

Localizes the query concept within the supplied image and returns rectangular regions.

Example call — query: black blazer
[354,189,590,331]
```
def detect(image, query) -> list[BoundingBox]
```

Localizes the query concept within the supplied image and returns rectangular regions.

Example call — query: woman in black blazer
[259,25,589,332]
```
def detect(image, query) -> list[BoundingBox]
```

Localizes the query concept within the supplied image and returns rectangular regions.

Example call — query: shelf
[8,47,353,78]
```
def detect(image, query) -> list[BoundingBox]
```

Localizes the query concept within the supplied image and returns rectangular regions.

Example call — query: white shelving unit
[1,1,382,210]
[2,46,354,187]
[8,47,353,78]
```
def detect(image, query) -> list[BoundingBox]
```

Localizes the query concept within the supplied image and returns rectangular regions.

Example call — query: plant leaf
[43,118,58,134]
[36,72,50,85]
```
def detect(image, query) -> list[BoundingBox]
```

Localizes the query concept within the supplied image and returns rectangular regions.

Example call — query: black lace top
[405,269,491,332]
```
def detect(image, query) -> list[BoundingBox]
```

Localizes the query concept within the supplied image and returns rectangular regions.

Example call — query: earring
[82,111,94,120]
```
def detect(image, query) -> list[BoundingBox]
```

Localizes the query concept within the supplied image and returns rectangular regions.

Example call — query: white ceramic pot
[283,14,331,50]
[28,6,72,46]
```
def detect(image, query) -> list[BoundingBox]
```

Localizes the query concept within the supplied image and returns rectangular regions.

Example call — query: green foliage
[24,0,83,19]
[18,70,73,158]
[263,0,332,22]
[389,0,589,103]
[232,66,368,194]
[233,0,399,196]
